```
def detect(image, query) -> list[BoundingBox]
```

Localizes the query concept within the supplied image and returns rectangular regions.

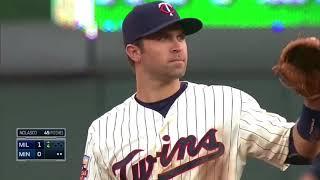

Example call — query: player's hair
[127,39,144,74]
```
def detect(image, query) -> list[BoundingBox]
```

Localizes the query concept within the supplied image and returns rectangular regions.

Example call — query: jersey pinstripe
[81,81,295,180]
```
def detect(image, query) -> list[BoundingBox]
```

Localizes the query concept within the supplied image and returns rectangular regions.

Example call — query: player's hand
[304,97,320,111]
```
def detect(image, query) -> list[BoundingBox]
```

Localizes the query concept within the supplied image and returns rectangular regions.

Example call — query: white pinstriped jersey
[81,81,295,180]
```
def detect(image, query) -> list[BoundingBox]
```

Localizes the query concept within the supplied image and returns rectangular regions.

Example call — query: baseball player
[81,1,320,180]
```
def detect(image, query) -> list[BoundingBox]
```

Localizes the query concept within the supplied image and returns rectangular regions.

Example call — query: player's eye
[177,34,186,41]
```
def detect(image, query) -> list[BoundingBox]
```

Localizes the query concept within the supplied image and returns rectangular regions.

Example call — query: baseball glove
[272,37,320,100]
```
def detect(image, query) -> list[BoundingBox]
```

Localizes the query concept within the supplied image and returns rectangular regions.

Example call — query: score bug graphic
[16,128,66,161]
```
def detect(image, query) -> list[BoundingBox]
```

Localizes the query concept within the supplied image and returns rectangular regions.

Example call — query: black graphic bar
[17,128,66,137]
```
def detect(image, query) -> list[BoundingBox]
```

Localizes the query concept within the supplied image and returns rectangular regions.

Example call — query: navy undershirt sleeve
[285,105,320,165]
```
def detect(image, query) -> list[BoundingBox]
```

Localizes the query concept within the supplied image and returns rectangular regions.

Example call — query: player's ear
[125,44,142,63]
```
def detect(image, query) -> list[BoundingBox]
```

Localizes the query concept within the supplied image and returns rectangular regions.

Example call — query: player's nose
[171,39,184,53]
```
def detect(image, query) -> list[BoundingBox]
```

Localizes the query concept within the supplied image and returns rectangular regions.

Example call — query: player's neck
[135,78,181,103]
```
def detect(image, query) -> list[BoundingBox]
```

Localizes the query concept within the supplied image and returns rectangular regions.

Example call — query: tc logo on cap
[158,2,175,16]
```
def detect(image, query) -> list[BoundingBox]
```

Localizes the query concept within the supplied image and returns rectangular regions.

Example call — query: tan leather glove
[272,37,320,100]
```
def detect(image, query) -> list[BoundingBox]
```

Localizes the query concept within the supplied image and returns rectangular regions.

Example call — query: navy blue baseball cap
[122,1,203,45]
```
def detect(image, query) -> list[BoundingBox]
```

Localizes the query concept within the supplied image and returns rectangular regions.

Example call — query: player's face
[139,24,188,81]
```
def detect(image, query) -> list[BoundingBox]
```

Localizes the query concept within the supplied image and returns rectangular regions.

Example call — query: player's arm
[287,98,320,162]
[272,37,320,163]
[238,90,319,168]
[81,123,111,180]
[239,91,295,170]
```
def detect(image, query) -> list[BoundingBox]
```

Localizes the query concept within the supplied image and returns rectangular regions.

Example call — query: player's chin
[168,68,186,79]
